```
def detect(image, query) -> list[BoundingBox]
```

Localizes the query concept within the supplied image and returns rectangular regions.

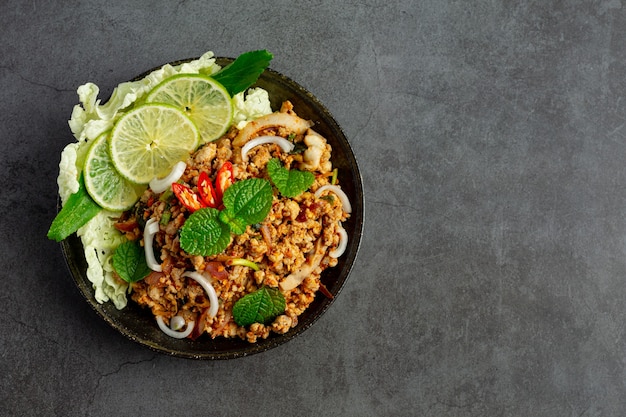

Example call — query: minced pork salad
[48,50,351,343]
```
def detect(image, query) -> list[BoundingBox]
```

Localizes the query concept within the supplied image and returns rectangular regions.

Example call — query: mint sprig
[180,178,273,256]
[112,241,152,283]
[267,158,315,198]
[211,50,273,96]
[232,286,286,327]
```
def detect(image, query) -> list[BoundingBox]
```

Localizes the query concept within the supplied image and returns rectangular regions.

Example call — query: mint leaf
[219,208,248,235]
[48,173,102,242]
[211,50,273,96]
[112,241,152,283]
[267,158,315,198]
[221,178,273,226]
[180,207,231,256]
[232,286,286,327]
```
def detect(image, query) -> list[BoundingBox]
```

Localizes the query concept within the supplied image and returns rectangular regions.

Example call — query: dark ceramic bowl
[60,57,364,359]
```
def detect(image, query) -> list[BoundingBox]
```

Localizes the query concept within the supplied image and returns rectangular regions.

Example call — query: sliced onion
[144,218,162,272]
[149,161,187,193]
[260,224,272,250]
[329,223,348,258]
[156,315,194,339]
[182,271,219,318]
[233,112,313,147]
[315,185,352,214]
[280,238,326,291]
[241,136,295,162]
[170,315,186,331]
[227,258,260,271]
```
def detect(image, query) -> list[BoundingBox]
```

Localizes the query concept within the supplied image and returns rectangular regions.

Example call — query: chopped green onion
[331,168,338,185]
[159,188,174,202]
[227,258,260,271]
[160,210,171,225]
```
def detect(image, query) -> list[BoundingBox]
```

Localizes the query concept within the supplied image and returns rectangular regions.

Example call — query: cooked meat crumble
[116,102,349,343]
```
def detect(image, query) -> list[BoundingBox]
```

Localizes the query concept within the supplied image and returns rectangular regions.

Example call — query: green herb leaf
[218,208,248,235]
[180,208,231,256]
[221,178,273,226]
[47,173,102,242]
[267,158,315,198]
[111,241,152,283]
[232,286,286,327]
[211,50,273,96]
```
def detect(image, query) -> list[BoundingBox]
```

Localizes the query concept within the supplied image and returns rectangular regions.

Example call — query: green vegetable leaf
[267,158,315,198]
[47,173,102,242]
[211,50,273,96]
[232,286,286,327]
[180,207,231,256]
[218,208,248,235]
[111,241,152,283]
[221,178,273,226]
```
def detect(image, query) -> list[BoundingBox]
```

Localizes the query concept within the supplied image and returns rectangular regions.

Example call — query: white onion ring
[329,223,348,258]
[182,271,219,318]
[315,185,352,214]
[232,112,313,147]
[143,218,162,272]
[149,161,187,193]
[241,135,295,162]
[156,316,194,339]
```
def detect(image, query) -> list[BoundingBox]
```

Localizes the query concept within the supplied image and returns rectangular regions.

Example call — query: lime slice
[146,74,233,143]
[109,103,200,184]
[84,132,146,211]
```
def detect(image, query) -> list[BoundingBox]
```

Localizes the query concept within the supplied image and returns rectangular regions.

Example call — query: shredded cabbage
[57,50,273,310]
[232,87,273,129]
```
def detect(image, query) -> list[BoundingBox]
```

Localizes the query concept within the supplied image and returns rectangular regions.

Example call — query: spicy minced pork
[114,101,349,343]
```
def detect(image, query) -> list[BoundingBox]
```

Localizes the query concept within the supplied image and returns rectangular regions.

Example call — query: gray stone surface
[2,0,626,415]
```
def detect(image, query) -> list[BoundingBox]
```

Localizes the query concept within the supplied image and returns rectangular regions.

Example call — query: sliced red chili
[197,171,218,208]
[215,161,234,205]
[171,182,205,213]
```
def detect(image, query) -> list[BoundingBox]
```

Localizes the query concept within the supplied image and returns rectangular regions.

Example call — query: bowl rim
[59,56,364,360]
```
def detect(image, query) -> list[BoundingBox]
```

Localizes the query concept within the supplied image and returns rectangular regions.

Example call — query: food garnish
[210,50,273,96]
[179,178,273,256]
[241,135,295,162]
[197,171,219,208]
[109,103,200,184]
[47,173,101,242]
[266,157,315,198]
[48,50,272,240]
[214,161,234,206]
[111,241,151,283]
[83,131,145,211]
[49,50,352,343]
[145,74,233,144]
[232,287,286,327]
[171,182,206,213]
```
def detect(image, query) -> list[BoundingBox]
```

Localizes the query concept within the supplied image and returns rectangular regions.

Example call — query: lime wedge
[84,132,146,211]
[146,74,233,143]
[109,103,200,184]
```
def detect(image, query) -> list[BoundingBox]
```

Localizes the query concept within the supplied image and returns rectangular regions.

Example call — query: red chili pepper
[197,171,218,208]
[215,161,234,205]
[171,183,205,213]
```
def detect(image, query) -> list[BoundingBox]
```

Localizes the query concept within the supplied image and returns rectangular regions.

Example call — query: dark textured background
[3,1,626,415]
